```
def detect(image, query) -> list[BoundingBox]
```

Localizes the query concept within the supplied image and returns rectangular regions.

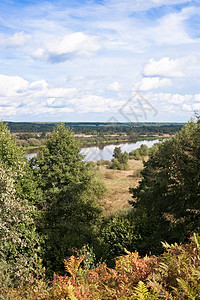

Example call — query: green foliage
[111,147,129,170]
[98,209,149,262]
[129,143,159,160]
[130,120,200,252]
[132,281,155,299]
[0,123,43,286]
[32,124,104,275]
[113,146,122,160]
[147,234,200,299]
[0,164,43,287]
[36,235,200,300]
[2,234,200,299]
[35,249,157,299]
[0,122,41,206]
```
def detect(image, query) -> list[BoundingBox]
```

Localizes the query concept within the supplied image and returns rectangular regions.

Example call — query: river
[26,139,161,162]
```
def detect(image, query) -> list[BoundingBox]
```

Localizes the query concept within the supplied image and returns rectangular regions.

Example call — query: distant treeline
[5,121,184,135]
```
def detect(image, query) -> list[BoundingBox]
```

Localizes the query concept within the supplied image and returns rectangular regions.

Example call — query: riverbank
[76,134,167,147]
[24,134,167,153]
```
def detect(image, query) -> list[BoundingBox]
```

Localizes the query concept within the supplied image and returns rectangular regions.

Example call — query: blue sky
[0,0,200,122]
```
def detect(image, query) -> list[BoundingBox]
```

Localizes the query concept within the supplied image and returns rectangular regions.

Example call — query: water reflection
[80,140,160,162]
[26,139,160,162]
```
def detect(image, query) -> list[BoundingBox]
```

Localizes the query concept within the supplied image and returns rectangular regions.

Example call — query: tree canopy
[130,120,200,252]
[0,123,41,282]
[32,124,104,274]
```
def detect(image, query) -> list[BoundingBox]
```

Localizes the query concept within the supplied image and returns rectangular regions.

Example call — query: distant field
[97,159,144,216]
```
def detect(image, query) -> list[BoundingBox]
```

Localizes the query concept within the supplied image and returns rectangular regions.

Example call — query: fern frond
[132,281,152,299]
[176,278,197,300]
[193,233,200,250]
[67,281,78,300]
[161,241,171,249]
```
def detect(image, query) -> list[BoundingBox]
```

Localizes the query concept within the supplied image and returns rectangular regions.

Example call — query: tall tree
[32,124,104,274]
[0,122,41,206]
[0,123,42,283]
[130,120,200,253]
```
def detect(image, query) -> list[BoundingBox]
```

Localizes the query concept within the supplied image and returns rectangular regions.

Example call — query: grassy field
[96,159,144,216]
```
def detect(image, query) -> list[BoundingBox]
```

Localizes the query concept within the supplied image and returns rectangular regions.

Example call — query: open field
[97,159,144,216]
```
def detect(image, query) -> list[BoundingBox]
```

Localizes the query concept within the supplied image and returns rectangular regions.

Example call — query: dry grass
[96,159,144,216]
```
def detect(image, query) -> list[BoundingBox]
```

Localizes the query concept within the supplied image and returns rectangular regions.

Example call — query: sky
[0,0,200,123]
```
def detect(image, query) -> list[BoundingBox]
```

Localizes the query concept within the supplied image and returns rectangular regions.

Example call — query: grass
[96,159,144,216]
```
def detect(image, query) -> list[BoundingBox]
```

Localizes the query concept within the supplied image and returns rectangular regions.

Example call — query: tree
[0,123,42,283]
[113,147,122,160]
[0,122,41,206]
[130,120,200,253]
[99,209,148,263]
[32,124,104,275]
[112,147,129,170]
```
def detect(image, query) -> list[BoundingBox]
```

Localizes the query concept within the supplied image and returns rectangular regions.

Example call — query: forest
[0,118,200,299]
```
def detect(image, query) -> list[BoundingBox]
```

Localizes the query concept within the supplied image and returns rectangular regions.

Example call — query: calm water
[26,139,160,162]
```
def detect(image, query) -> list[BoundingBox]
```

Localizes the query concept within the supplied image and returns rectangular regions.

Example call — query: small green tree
[111,147,129,170]
[113,147,122,160]
[32,124,104,275]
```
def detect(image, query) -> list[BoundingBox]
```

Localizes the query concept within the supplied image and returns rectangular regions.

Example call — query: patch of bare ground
[97,159,144,217]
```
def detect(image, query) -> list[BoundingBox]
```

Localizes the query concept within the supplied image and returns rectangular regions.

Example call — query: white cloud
[194,94,200,102]
[32,32,100,63]
[182,104,192,111]
[0,106,17,116]
[69,94,122,113]
[0,73,123,117]
[149,9,195,45]
[0,32,31,47]
[0,74,29,98]
[193,103,200,111]
[107,81,121,91]
[163,105,176,113]
[144,57,184,77]
[168,94,192,104]
[134,77,171,91]
[46,88,77,98]
[0,74,77,112]
[28,80,48,91]
[144,56,199,78]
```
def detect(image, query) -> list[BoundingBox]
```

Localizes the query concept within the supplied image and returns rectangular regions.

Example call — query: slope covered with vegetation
[0,118,199,299]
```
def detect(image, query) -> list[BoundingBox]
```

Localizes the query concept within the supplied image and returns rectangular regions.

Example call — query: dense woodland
[0,118,200,299]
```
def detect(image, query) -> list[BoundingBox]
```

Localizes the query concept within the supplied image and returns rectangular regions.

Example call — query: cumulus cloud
[0,31,31,47]
[144,56,198,78]
[134,77,171,91]
[31,32,100,63]
[0,73,123,118]
[0,74,78,117]
[144,57,184,77]
[0,74,29,99]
